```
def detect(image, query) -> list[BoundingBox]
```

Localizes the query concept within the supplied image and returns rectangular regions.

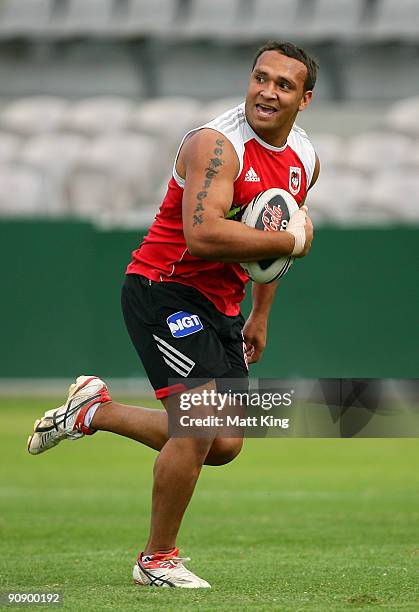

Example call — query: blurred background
[0,0,418,389]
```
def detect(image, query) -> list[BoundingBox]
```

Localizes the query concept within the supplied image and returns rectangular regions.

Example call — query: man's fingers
[245,344,255,357]
[247,351,260,364]
[245,341,264,364]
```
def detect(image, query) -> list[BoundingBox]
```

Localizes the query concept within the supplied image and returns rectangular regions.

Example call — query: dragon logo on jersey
[167,311,203,338]
[289,166,302,196]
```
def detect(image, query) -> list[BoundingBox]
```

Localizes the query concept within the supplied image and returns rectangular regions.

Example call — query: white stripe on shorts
[153,335,195,377]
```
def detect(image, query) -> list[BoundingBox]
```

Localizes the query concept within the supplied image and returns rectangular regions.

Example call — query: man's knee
[166,436,214,462]
[205,437,243,466]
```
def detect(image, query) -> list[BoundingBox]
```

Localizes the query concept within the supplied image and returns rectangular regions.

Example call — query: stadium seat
[178,0,244,40]
[130,96,200,138]
[304,0,366,42]
[369,171,419,222]
[307,170,369,225]
[116,0,179,37]
[407,140,419,169]
[156,44,252,99]
[130,97,200,179]
[369,0,419,41]
[0,97,68,136]
[345,132,411,174]
[0,132,22,163]
[47,0,114,37]
[0,0,53,39]
[309,133,345,170]
[62,97,135,135]
[66,168,117,219]
[343,46,419,102]
[19,133,88,214]
[247,0,305,41]
[20,133,87,167]
[197,96,244,124]
[67,133,158,218]
[0,163,48,216]
[385,97,419,137]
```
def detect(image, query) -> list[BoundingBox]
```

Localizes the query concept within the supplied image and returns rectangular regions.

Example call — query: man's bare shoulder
[178,128,239,179]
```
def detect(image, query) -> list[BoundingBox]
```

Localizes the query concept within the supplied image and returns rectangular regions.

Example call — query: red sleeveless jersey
[126,103,316,316]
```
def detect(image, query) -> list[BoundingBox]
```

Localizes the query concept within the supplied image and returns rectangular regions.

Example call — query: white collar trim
[246,121,288,152]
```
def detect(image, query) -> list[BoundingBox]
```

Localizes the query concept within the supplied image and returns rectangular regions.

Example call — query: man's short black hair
[252,41,319,92]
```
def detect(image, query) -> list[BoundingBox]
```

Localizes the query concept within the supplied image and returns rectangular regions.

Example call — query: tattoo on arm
[192,138,225,227]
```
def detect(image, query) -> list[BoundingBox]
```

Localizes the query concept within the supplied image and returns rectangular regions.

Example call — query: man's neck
[245,109,297,149]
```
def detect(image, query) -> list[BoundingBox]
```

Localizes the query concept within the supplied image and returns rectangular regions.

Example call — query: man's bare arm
[243,281,279,363]
[180,129,312,262]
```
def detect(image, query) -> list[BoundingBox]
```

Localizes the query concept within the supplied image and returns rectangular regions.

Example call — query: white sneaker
[27,375,111,455]
[133,548,211,588]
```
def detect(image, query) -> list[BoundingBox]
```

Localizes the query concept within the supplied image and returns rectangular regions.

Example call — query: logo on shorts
[167,311,203,338]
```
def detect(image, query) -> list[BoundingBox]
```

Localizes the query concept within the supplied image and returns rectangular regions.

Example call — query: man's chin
[250,112,279,132]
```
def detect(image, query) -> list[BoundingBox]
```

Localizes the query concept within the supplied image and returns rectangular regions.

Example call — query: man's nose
[260,83,276,98]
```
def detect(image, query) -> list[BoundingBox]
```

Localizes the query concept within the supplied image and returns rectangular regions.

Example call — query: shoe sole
[27,376,97,454]
[133,578,209,589]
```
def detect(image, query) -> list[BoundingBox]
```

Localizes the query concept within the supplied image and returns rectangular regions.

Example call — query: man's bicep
[182,131,238,238]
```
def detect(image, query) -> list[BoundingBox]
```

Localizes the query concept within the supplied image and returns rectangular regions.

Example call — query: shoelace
[155,556,191,569]
[162,557,197,582]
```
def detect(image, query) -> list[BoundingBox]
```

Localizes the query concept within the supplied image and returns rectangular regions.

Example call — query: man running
[28,41,320,589]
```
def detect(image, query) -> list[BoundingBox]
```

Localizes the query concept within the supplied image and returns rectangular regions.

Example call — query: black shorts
[121,274,248,399]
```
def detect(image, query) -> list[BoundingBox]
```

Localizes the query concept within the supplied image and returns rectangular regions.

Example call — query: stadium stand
[307,171,371,225]
[0,97,68,135]
[0,163,48,216]
[196,96,245,124]
[0,93,418,224]
[247,0,304,41]
[343,45,419,102]
[303,0,366,42]
[0,132,22,163]
[115,0,180,38]
[408,140,419,170]
[345,132,412,174]
[130,96,200,138]
[369,171,419,222]
[46,0,115,38]
[66,133,157,218]
[385,97,419,137]
[0,1,418,225]
[61,97,135,135]
[129,96,201,182]
[309,134,345,170]
[0,0,417,44]
[19,133,88,214]
[0,0,53,39]
[178,0,244,41]
[369,0,419,42]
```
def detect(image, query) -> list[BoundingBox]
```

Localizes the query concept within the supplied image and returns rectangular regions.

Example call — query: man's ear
[299,90,313,112]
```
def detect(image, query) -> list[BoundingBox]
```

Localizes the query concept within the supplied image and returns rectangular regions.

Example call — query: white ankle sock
[83,403,100,429]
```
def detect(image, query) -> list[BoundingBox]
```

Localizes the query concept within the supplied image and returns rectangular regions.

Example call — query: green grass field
[1,397,418,611]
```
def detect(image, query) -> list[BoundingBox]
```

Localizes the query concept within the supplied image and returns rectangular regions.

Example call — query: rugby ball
[240,188,299,283]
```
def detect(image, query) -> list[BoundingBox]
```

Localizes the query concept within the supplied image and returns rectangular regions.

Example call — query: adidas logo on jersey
[244,167,260,182]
